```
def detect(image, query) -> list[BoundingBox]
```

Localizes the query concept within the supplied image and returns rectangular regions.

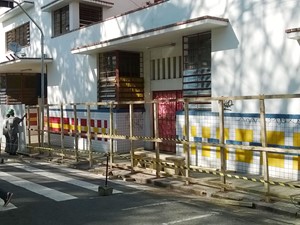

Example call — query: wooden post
[73,104,79,162]
[46,104,50,147]
[87,104,92,167]
[129,104,134,172]
[26,106,31,146]
[45,104,50,156]
[260,98,270,202]
[60,104,64,156]
[153,101,160,177]
[184,99,190,184]
[109,103,114,166]
[37,106,41,147]
[219,100,226,189]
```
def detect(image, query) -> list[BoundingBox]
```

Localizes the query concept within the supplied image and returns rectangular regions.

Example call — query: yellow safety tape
[131,157,300,189]
[28,146,300,189]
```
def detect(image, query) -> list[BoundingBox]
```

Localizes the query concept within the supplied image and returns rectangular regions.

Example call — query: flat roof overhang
[286,28,300,40]
[71,16,229,55]
[0,58,53,73]
[0,1,34,22]
[41,0,113,12]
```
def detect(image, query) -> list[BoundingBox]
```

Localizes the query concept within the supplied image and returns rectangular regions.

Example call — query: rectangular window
[98,51,144,105]
[167,57,171,79]
[80,3,103,27]
[6,22,30,51]
[53,6,69,36]
[118,51,140,77]
[179,56,182,78]
[0,74,40,105]
[157,59,160,79]
[151,60,156,80]
[162,58,165,79]
[173,57,177,78]
[99,52,117,78]
[182,32,211,110]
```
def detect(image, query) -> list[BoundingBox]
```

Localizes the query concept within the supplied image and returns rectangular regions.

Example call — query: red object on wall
[153,90,183,153]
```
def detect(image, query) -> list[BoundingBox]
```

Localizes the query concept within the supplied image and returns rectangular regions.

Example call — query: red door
[153,91,183,153]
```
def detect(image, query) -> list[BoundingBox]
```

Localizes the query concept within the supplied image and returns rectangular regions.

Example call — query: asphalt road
[0,161,299,225]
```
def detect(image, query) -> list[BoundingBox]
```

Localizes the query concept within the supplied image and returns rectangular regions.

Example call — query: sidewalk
[47,153,300,218]
[2,152,300,218]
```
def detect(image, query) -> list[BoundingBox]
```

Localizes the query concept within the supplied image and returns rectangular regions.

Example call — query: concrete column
[69,2,80,30]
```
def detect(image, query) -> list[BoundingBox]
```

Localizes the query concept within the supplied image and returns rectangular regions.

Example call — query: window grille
[98,51,144,106]
[5,22,30,50]
[80,3,103,27]
[182,32,211,110]
[53,5,69,36]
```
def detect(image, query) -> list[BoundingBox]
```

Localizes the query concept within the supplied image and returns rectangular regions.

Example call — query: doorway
[153,90,183,153]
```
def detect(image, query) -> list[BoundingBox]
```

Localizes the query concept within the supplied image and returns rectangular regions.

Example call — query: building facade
[1,0,300,179]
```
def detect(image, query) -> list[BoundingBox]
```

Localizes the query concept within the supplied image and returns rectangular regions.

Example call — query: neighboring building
[1,0,300,179]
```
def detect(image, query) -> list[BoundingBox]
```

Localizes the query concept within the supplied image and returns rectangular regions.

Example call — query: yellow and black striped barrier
[129,156,300,189]
[25,145,300,189]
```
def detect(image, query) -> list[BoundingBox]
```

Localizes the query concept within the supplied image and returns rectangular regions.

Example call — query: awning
[71,16,229,55]
[41,0,113,12]
[0,57,53,73]
[286,28,300,40]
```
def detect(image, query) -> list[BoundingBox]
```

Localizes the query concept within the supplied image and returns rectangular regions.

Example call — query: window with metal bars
[0,74,40,105]
[79,3,103,27]
[98,51,144,105]
[53,5,69,36]
[182,32,211,110]
[5,22,30,51]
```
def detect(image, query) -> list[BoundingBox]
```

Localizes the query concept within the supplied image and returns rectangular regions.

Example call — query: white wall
[211,0,300,113]
[1,0,300,113]
[104,0,158,18]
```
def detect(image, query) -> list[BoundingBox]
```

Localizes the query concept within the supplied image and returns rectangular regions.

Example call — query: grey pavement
[1,151,300,219]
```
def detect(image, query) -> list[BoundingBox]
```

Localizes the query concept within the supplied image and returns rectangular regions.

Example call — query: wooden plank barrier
[165,156,185,175]
[133,151,147,167]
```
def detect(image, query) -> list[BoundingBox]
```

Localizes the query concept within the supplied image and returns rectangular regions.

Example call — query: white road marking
[121,183,157,191]
[34,161,157,192]
[35,162,104,178]
[122,200,176,211]
[0,202,17,211]
[9,163,123,194]
[29,161,158,193]
[0,171,76,202]
[162,213,219,225]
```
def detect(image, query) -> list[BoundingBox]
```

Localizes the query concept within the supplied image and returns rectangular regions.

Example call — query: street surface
[0,160,299,225]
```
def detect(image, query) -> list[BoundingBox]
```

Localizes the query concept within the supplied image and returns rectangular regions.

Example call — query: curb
[147,177,300,218]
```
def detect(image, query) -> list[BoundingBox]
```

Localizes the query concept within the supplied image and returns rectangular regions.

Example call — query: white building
[1,0,300,179]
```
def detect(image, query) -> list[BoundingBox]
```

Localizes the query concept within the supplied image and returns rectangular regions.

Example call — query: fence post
[37,105,41,147]
[87,104,92,167]
[109,103,114,165]
[73,104,79,162]
[26,106,31,146]
[218,100,226,189]
[184,99,190,184]
[129,103,134,172]
[153,101,160,177]
[60,104,64,157]
[46,104,50,155]
[259,97,270,202]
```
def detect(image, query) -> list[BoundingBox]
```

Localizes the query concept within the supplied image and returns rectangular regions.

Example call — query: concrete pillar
[69,2,80,30]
